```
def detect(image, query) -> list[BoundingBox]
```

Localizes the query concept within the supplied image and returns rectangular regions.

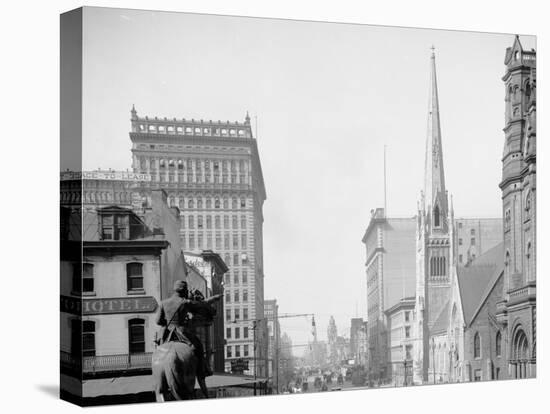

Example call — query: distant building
[385,297,415,386]
[350,318,367,365]
[455,218,503,266]
[264,299,280,391]
[362,209,417,382]
[128,107,268,377]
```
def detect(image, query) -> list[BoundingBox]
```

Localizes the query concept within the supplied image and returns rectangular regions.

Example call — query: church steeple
[423,47,448,231]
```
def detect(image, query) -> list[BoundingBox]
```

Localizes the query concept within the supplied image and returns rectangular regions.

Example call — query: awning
[81,374,268,398]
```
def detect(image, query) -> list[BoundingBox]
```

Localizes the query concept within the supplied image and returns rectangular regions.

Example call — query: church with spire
[413,47,456,384]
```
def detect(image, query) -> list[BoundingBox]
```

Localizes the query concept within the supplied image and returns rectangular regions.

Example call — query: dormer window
[101,212,129,240]
[514,51,519,61]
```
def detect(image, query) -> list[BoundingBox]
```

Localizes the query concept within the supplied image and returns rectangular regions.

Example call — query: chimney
[150,189,168,235]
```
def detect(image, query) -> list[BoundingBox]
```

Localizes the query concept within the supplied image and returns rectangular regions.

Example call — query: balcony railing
[61,351,152,374]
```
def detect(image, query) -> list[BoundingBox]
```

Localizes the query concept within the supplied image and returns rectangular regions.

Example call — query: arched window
[82,320,96,357]
[188,199,194,209]
[474,332,481,359]
[232,198,238,209]
[223,198,229,209]
[496,331,502,357]
[441,257,446,276]
[206,198,212,209]
[526,242,532,281]
[215,198,220,209]
[433,205,440,228]
[197,198,203,209]
[127,263,143,292]
[513,328,529,379]
[128,318,145,354]
[505,251,511,279]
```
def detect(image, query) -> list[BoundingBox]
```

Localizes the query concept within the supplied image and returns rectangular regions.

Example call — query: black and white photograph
[56,6,539,406]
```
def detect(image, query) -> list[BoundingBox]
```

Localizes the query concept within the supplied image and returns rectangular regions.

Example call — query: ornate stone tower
[413,48,454,383]
[496,35,536,379]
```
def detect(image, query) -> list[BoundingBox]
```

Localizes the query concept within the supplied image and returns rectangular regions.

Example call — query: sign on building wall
[60,171,152,182]
[61,295,158,315]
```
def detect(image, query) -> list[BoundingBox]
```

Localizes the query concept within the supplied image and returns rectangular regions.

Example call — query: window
[471,237,476,246]
[495,367,500,380]
[189,234,195,249]
[474,332,481,359]
[224,215,229,229]
[197,216,203,229]
[83,263,94,293]
[197,199,203,209]
[242,270,248,284]
[433,205,440,227]
[225,273,231,285]
[458,222,463,229]
[235,345,241,357]
[234,271,239,285]
[82,321,96,357]
[127,263,143,292]
[226,327,231,339]
[459,254,463,264]
[470,228,475,236]
[243,308,249,321]
[405,311,410,322]
[206,199,212,209]
[496,331,502,357]
[225,291,231,303]
[101,213,129,240]
[244,344,249,356]
[235,327,240,339]
[405,326,411,338]
[405,345,412,360]
[223,198,229,209]
[206,216,212,229]
[458,238,463,246]
[241,216,247,229]
[232,215,238,228]
[233,234,239,249]
[234,291,240,303]
[233,254,239,266]
[197,233,203,249]
[226,309,231,321]
[215,198,220,209]
[224,233,230,250]
[240,198,246,208]
[244,326,249,338]
[235,308,240,320]
[243,290,248,302]
[241,234,247,248]
[227,346,232,358]
[128,319,145,354]
[232,198,238,209]
[474,369,482,382]
[177,160,183,169]
[215,235,221,250]
[215,216,220,229]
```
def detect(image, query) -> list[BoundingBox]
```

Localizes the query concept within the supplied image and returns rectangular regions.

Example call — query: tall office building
[128,107,268,377]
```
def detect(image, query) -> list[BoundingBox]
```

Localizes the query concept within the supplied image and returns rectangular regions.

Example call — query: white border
[1,1,546,413]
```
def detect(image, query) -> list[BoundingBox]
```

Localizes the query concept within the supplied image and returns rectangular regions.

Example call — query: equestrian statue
[152,280,221,401]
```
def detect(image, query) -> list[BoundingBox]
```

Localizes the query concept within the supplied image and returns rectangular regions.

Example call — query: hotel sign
[60,171,152,182]
[61,295,158,315]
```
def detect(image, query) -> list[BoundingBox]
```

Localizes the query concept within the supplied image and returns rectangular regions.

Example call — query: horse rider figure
[155,280,221,397]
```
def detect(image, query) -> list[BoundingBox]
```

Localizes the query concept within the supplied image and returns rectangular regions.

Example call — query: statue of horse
[152,340,198,401]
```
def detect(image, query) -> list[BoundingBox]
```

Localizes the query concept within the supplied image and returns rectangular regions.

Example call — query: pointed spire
[423,48,448,229]
[131,104,137,120]
[245,111,251,124]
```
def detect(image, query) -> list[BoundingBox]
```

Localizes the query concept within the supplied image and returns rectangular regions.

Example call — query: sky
[79,7,535,351]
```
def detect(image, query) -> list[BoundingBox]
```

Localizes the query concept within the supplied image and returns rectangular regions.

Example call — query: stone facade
[496,35,536,379]
[362,209,416,382]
